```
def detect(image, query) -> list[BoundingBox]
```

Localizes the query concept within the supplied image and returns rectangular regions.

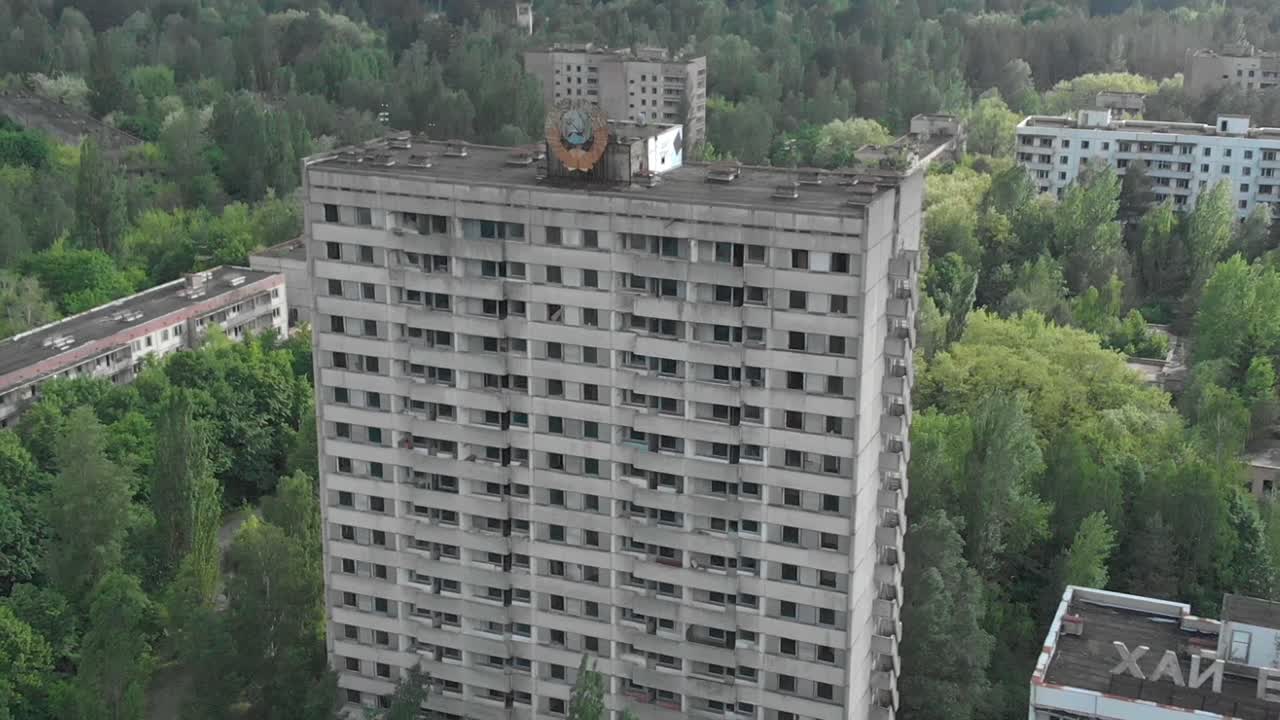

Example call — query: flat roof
[1019,114,1280,140]
[1224,594,1280,628]
[1037,588,1280,719]
[306,136,930,217]
[1248,447,1280,470]
[0,266,280,384]
[254,237,307,262]
[526,45,702,64]
[0,92,142,151]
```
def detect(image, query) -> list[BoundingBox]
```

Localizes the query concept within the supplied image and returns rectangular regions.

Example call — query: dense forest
[3,0,1280,719]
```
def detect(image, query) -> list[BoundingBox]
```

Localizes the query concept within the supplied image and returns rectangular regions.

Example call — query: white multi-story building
[305,115,955,720]
[1031,585,1280,720]
[0,266,286,428]
[523,46,707,149]
[1016,109,1280,218]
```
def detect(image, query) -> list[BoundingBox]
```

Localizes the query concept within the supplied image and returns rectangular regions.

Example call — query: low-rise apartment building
[1016,109,1280,218]
[1032,585,1280,720]
[0,266,286,428]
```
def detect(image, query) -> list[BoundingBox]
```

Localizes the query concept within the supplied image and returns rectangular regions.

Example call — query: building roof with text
[1031,586,1280,720]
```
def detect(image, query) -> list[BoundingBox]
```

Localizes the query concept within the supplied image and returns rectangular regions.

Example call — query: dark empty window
[324,204,339,222]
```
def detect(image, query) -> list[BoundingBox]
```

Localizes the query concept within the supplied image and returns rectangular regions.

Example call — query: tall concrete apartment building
[523,46,707,149]
[1186,42,1280,96]
[0,266,286,428]
[307,112,951,720]
[1016,109,1280,218]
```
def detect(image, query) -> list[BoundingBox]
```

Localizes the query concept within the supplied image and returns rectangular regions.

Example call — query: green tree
[1052,164,1125,294]
[568,655,606,720]
[1042,72,1157,114]
[151,389,212,579]
[0,604,52,720]
[0,433,46,593]
[222,515,333,718]
[1193,254,1255,366]
[45,406,135,608]
[159,110,220,208]
[70,571,153,720]
[20,242,139,315]
[261,470,320,560]
[921,311,1175,440]
[899,510,992,720]
[812,117,893,168]
[960,393,1048,574]
[1237,203,1273,260]
[87,34,131,118]
[1059,511,1116,589]
[1227,491,1275,599]
[1192,383,1249,468]
[1185,182,1236,295]
[2,584,77,666]
[706,97,775,164]
[163,458,222,646]
[965,94,1020,157]
[1135,201,1185,302]
[164,335,309,503]
[1118,160,1156,224]
[73,138,127,255]
[999,255,1069,322]
[0,272,59,340]
[1118,513,1179,600]
[364,664,430,720]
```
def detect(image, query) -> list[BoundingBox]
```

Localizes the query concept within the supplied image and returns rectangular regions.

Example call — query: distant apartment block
[251,237,311,328]
[1186,42,1280,96]
[523,45,707,149]
[0,267,286,428]
[0,91,142,153]
[1016,109,1280,218]
[1032,585,1280,720]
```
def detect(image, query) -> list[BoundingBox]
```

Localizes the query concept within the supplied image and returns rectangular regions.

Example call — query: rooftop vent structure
[387,134,412,150]
[771,182,799,200]
[443,141,469,158]
[228,275,246,287]
[337,150,361,163]
[505,150,536,166]
[798,169,827,185]
[365,153,395,166]
[705,162,740,184]
[406,153,433,168]
[633,169,661,188]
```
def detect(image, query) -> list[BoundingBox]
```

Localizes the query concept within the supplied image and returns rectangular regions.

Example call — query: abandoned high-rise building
[308,109,957,720]
[523,45,707,150]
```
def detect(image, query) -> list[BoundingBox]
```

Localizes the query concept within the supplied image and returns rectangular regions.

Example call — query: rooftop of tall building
[526,43,703,63]
[307,116,960,216]
[1192,42,1280,60]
